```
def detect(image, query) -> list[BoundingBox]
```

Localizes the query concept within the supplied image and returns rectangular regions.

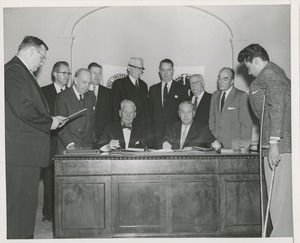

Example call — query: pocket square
[174,95,179,98]
[228,107,236,110]
[135,141,140,145]
[92,106,96,111]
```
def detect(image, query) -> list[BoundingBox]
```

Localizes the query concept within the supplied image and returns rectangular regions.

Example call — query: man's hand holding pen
[109,139,121,150]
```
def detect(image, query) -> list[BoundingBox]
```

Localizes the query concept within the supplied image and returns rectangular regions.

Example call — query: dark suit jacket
[93,121,146,149]
[209,86,253,149]
[191,91,212,126]
[111,76,149,126]
[163,120,215,149]
[5,56,52,167]
[41,83,59,164]
[54,87,96,154]
[149,81,188,147]
[95,85,112,138]
[149,81,188,124]
[249,62,291,155]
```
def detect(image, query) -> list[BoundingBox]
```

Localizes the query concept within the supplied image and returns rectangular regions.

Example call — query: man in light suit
[189,74,212,126]
[162,101,221,150]
[93,99,146,150]
[55,68,95,153]
[41,61,70,222]
[111,57,149,131]
[238,44,292,237]
[209,67,253,152]
[149,58,188,148]
[88,62,112,138]
[5,36,66,239]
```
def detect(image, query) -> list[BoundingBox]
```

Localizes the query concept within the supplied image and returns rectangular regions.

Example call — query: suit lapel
[116,123,126,148]
[157,83,163,109]
[222,87,236,112]
[215,91,222,115]
[129,126,138,147]
[168,81,176,102]
[175,122,182,149]
[196,92,206,113]
[183,122,196,148]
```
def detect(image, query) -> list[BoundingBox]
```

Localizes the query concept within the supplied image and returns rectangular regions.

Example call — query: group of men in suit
[5,35,291,239]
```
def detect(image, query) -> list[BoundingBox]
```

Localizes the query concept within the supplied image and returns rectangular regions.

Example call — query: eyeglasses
[35,49,47,60]
[128,64,145,71]
[57,71,72,75]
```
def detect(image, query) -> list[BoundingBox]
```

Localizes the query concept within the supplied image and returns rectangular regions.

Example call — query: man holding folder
[55,68,96,153]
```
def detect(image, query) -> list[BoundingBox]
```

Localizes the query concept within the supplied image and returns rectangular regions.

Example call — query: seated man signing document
[163,101,221,151]
[93,99,147,151]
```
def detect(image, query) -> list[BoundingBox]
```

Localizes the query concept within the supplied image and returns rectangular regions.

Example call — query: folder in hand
[64,108,87,121]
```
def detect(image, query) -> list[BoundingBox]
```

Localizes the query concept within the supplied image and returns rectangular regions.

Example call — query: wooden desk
[54,151,262,238]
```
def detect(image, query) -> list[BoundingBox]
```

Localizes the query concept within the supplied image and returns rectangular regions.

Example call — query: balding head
[74,68,92,94]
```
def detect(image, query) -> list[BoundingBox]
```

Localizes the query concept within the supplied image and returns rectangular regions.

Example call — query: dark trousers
[41,164,54,218]
[6,164,41,239]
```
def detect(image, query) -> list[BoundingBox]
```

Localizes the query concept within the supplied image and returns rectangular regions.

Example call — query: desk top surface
[54,149,259,160]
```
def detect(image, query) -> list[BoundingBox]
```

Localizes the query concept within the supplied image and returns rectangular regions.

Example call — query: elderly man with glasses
[111,57,150,144]
[189,74,212,126]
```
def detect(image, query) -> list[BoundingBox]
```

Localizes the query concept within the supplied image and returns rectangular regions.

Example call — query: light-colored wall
[4,5,290,92]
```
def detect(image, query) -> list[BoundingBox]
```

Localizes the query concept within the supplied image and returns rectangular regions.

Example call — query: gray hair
[178,101,193,111]
[120,99,136,111]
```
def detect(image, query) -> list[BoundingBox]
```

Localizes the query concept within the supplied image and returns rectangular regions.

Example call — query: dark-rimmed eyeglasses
[35,49,47,60]
[128,64,145,71]
[57,71,72,75]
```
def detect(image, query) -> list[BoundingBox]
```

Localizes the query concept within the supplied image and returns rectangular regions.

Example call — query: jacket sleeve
[261,70,288,138]
[239,92,253,149]
[209,95,216,137]
[54,94,74,148]
[5,64,52,133]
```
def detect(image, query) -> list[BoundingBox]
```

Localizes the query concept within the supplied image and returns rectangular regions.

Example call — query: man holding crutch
[238,44,292,237]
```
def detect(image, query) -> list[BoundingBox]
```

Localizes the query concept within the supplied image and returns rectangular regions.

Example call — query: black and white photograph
[1,0,299,243]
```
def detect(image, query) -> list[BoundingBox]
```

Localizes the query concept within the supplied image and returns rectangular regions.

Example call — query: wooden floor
[34,204,54,239]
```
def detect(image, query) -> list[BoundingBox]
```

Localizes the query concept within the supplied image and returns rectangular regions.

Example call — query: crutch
[263,165,276,237]
[259,94,266,236]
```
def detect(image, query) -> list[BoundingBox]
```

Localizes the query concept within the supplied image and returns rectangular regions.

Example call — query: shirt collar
[129,75,137,85]
[162,80,173,87]
[16,55,31,72]
[222,85,233,96]
[193,91,205,102]
[72,85,82,100]
[54,82,66,93]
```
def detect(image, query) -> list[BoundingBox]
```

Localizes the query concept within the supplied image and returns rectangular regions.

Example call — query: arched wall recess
[58,6,242,70]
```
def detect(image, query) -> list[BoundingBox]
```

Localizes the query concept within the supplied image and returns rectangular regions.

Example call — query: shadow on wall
[236,64,255,88]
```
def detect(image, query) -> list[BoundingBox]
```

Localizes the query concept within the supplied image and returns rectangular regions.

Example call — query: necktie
[93,86,98,101]
[221,92,226,112]
[163,82,168,108]
[79,94,85,107]
[180,125,189,149]
[193,96,198,111]
[60,88,64,93]
[135,79,139,89]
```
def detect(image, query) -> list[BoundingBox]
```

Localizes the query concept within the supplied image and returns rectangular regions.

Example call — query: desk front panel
[112,174,218,237]
[54,153,261,238]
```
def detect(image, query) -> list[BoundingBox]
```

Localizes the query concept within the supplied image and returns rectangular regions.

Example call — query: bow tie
[122,124,132,130]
